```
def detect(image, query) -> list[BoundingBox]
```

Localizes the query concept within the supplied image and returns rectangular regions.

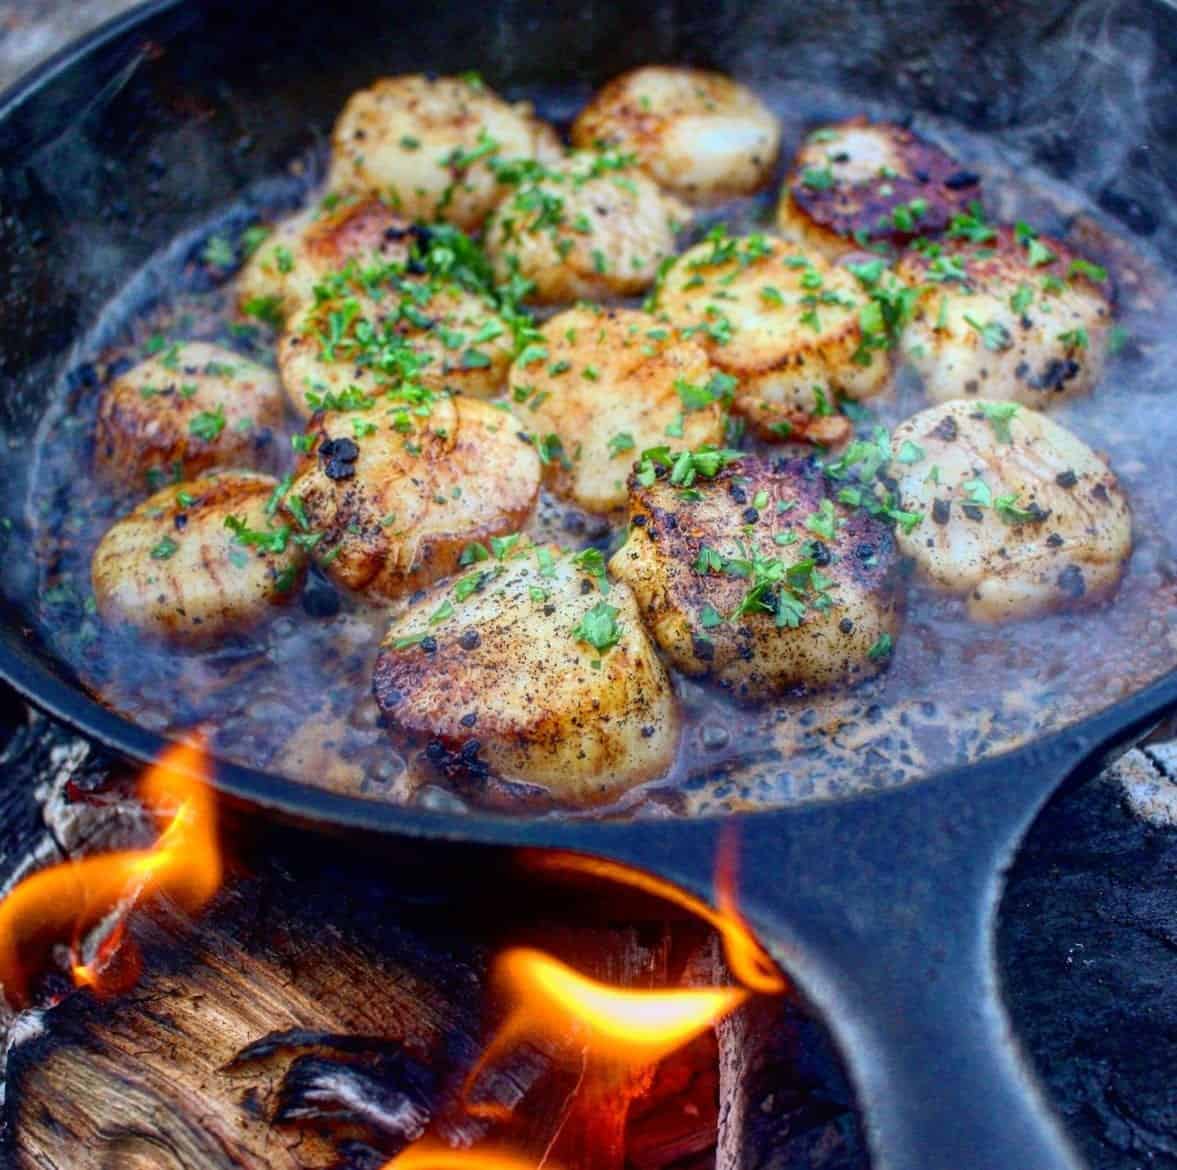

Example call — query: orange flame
[525,828,786,994]
[463,946,747,1123]
[0,737,220,1006]
[383,1144,552,1170]
[391,839,779,1169]
[496,947,746,1061]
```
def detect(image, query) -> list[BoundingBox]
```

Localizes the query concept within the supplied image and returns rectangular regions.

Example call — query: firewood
[3,841,697,1170]
[714,992,867,1170]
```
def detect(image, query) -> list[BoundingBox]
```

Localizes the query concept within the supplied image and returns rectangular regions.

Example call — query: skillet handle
[607,740,1098,1170]
[731,747,1089,1170]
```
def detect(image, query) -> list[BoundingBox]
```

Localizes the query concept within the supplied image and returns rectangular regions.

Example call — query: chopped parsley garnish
[867,633,893,661]
[572,601,622,653]
[1026,238,1056,267]
[694,545,725,574]
[189,405,226,442]
[534,432,567,466]
[572,546,609,592]
[1058,327,1089,349]
[392,632,430,650]
[607,431,636,457]
[243,295,283,327]
[947,207,996,243]
[454,570,492,601]
[1010,283,1034,314]
[265,474,293,517]
[800,166,835,190]
[224,514,290,554]
[962,477,992,507]
[635,444,742,489]
[1068,258,1107,283]
[674,372,737,412]
[429,599,454,625]
[202,235,235,270]
[490,533,521,561]
[804,499,838,541]
[516,343,548,367]
[150,536,178,560]
[963,315,1013,352]
[699,604,723,628]
[241,225,271,257]
[994,493,1044,524]
[978,401,1019,443]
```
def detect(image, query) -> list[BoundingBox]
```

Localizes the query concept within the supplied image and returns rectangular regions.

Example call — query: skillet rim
[2,0,1176,846]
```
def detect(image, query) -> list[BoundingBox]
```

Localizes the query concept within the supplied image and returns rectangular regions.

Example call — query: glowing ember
[525,829,787,994]
[383,1144,550,1170]
[0,737,220,1006]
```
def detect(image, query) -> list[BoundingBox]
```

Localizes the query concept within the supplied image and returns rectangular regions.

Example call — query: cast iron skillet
[2,1,1177,1166]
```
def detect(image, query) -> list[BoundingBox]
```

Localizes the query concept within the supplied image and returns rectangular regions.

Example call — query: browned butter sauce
[28,79,1177,819]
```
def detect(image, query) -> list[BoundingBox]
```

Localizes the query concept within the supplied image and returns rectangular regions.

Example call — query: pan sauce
[28,78,1177,818]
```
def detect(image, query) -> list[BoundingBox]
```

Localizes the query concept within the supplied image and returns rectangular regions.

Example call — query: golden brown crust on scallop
[609,454,901,700]
[237,197,413,322]
[890,399,1131,621]
[483,152,688,303]
[91,471,306,644]
[327,74,561,231]
[652,233,890,442]
[288,395,541,599]
[896,225,1113,407]
[372,545,679,806]
[277,274,514,419]
[94,342,286,495]
[572,66,780,202]
[509,306,726,514]
[777,118,982,259]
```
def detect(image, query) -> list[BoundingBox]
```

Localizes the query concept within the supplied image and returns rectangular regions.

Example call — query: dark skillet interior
[1,0,1177,834]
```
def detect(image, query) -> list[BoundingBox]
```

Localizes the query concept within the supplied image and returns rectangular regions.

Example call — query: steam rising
[4,0,1177,813]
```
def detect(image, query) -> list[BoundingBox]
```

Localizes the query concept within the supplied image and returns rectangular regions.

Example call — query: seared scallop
[651,231,890,442]
[372,543,678,806]
[510,307,727,513]
[777,118,981,259]
[278,269,514,419]
[94,342,286,494]
[896,225,1113,407]
[287,394,541,599]
[91,471,306,644]
[609,452,901,699]
[237,196,412,323]
[484,152,688,303]
[571,66,780,202]
[327,74,560,231]
[889,400,1131,621]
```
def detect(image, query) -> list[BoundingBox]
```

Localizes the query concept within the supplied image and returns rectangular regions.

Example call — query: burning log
[3,837,714,1170]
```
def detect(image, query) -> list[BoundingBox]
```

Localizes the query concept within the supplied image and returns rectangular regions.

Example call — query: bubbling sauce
[28,81,1177,818]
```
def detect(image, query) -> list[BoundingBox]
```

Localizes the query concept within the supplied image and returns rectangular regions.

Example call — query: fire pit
[0,700,872,1170]
[1,700,1176,1169]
